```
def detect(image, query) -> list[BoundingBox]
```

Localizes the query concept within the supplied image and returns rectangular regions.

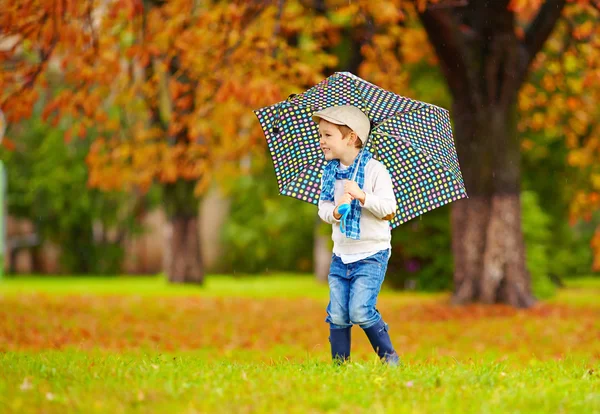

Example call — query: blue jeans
[326,249,390,330]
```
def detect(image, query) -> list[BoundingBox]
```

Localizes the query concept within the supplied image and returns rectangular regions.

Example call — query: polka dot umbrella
[253,72,468,228]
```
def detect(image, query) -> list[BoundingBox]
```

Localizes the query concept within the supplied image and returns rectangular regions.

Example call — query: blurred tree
[2,0,597,296]
[0,111,146,274]
[0,0,334,283]
[414,0,600,306]
[416,0,600,305]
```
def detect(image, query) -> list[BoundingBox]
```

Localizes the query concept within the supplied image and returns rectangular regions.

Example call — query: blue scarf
[320,151,372,240]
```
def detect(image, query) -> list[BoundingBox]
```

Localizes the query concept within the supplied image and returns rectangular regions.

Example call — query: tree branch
[271,0,285,58]
[86,0,99,53]
[518,0,567,85]
[222,3,269,63]
[418,7,480,108]
[1,25,57,108]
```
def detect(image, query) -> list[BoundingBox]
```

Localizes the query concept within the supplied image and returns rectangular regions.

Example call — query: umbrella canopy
[254,72,468,227]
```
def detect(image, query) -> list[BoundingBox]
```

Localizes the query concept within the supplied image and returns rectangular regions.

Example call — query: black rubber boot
[362,319,400,365]
[329,326,351,364]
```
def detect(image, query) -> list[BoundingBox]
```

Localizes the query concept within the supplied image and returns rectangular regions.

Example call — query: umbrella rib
[371,106,464,188]
[371,106,429,131]
[340,72,437,117]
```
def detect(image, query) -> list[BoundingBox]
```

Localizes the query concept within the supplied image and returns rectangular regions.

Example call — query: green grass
[1,275,599,413]
[1,351,598,414]
[550,276,600,307]
[563,277,600,289]
[0,274,333,299]
[0,274,442,302]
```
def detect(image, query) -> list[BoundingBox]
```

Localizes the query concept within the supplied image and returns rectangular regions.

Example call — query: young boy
[313,104,400,365]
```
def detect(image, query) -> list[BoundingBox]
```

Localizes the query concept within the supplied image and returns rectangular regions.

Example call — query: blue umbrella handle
[337,203,351,234]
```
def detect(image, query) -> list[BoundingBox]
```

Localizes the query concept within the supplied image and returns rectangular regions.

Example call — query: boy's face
[318,119,358,161]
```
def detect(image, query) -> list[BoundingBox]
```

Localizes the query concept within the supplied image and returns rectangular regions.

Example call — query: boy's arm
[360,164,397,220]
[318,178,342,224]
[318,199,342,224]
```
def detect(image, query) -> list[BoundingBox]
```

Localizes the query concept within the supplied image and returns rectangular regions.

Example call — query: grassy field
[1,275,599,413]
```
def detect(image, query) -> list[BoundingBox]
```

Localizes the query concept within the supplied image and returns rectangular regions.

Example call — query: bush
[520,131,597,279]
[386,206,453,291]
[220,157,316,274]
[521,191,555,299]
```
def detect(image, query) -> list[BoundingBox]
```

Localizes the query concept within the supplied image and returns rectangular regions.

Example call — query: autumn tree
[2,0,597,295]
[516,4,600,272]
[0,0,334,283]
[319,0,598,306]
[414,0,600,306]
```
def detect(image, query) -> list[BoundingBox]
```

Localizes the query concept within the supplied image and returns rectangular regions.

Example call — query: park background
[0,0,599,413]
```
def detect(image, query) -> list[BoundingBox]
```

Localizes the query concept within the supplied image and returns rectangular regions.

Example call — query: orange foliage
[517,3,600,265]
[1,293,598,362]
[0,0,333,196]
[1,0,599,262]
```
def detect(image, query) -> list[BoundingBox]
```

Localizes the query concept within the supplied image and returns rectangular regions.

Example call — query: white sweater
[318,159,397,255]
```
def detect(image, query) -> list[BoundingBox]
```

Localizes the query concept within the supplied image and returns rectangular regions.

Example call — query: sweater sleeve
[361,162,397,219]
[318,199,339,224]
[318,178,340,224]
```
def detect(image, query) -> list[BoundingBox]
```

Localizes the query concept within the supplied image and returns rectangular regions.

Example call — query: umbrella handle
[337,203,351,234]
[350,152,362,182]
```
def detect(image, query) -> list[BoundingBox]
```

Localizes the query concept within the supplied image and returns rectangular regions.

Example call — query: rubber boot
[329,326,351,364]
[362,319,400,365]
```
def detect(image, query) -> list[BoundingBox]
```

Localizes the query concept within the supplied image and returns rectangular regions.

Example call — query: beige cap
[312,105,370,144]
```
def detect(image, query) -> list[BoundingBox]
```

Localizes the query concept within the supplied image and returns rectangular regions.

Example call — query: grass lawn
[1,275,599,413]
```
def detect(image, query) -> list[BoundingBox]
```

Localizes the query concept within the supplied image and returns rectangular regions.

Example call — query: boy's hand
[344,181,366,204]
[334,193,353,219]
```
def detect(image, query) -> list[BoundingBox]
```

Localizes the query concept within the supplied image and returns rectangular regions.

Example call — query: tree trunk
[450,103,535,308]
[167,214,203,284]
[199,185,230,273]
[416,1,567,308]
[451,196,533,307]
[314,217,331,282]
[164,180,204,284]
